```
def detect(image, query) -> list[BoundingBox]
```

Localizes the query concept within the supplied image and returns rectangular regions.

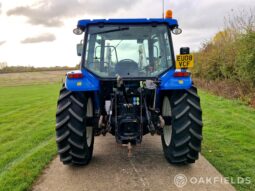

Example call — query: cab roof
[77,18,178,30]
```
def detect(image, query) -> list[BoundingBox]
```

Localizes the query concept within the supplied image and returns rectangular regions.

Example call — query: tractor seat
[115,59,138,76]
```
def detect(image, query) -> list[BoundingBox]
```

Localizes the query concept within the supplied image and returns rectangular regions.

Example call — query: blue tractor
[56,10,203,165]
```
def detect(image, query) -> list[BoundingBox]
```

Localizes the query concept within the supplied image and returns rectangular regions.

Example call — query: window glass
[85,24,173,77]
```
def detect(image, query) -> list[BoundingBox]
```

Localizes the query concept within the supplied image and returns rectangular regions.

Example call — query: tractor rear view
[56,10,203,166]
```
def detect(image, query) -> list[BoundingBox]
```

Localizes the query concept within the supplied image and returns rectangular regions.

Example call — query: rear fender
[65,69,100,91]
[159,69,192,90]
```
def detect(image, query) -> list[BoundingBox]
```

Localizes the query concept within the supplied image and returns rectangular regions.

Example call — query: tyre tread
[161,85,203,165]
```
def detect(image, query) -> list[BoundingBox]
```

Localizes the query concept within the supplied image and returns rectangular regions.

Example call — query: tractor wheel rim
[86,98,93,147]
[162,96,172,146]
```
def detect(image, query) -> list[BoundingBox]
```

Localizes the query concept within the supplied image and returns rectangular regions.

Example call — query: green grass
[0,84,60,191]
[0,82,254,191]
[200,90,255,191]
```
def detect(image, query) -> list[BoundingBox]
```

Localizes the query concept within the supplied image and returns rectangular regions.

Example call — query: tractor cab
[83,23,173,78]
[73,12,183,79]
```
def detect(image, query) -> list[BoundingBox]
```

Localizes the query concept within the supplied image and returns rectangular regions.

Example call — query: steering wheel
[115,59,138,76]
[118,59,136,63]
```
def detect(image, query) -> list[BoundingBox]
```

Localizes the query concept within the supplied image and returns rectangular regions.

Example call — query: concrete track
[33,135,235,191]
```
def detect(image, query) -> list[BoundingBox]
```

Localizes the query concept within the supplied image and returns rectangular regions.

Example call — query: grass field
[0,71,66,87]
[0,72,254,191]
[0,84,59,191]
[201,92,255,191]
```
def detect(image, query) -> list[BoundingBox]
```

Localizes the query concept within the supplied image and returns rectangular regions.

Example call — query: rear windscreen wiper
[91,27,129,35]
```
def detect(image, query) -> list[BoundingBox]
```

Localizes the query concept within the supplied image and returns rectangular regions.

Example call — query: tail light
[67,73,83,79]
[173,72,190,77]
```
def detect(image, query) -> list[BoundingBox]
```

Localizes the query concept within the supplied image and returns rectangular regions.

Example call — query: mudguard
[65,69,99,91]
[65,69,191,91]
[159,69,192,90]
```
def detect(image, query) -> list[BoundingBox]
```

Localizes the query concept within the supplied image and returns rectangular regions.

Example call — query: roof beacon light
[165,10,173,19]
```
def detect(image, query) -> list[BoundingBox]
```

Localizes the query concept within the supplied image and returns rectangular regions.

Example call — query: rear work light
[173,72,191,77]
[67,73,84,79]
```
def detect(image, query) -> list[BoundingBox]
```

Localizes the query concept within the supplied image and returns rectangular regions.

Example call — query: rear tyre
[161,85,203,164]
[56,86,94,165]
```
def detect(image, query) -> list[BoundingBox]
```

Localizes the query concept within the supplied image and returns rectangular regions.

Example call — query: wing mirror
[76,42,83,56]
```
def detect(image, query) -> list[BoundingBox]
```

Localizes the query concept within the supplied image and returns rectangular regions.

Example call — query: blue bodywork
[65,18,192,92]
[159,70,192,90]
[77,18,178,30]
[65,69,192,91]
[65,70,99,91]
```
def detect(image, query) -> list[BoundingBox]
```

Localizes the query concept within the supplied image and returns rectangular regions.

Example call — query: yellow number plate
[176,54,194,69]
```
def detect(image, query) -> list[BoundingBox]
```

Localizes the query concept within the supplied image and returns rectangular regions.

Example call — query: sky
[0,0,254,67]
